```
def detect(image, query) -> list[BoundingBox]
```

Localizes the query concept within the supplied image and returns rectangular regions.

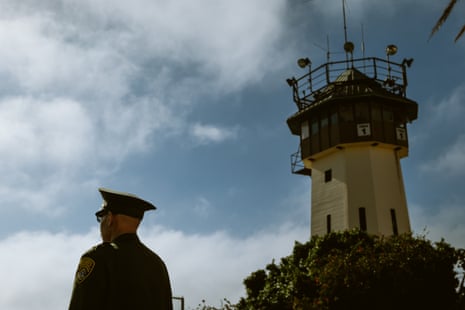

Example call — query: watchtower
[286,45,418,236]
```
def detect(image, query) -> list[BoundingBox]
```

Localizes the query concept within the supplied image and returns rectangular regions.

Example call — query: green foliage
[195,298,237,310]
[237,230,465,310]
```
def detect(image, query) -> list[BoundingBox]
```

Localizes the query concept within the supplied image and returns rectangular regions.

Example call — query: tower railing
[291,146,311,176]
[287,57,411,111]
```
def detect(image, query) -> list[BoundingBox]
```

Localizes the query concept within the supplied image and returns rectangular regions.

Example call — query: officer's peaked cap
[96,187,156,219]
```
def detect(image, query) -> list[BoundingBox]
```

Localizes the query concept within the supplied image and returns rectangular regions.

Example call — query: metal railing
[291,146,311,176]
[173,296,185,310]
[287,57,411,111]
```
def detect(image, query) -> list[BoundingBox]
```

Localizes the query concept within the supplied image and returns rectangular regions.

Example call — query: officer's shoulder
[73,243,118,286]
[83,242,118,256]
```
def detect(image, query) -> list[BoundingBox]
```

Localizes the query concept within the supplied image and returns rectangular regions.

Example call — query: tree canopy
[237,230,465,310]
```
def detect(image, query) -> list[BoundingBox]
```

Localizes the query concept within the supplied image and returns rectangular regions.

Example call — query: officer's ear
[106,211,115,226]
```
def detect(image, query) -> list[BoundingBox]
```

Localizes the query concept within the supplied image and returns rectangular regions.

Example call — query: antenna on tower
[342,0,354,66]
[342,0,348,44]
[361,23,366,72]
[313,35,331,63]
[361,23,366,58]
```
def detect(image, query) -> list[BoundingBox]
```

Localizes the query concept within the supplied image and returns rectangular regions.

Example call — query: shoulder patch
[75,257,96,285]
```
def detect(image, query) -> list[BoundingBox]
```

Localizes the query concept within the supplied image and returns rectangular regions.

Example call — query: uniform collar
[112,233,140,243]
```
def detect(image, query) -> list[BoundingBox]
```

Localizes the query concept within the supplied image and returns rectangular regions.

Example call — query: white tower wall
[309,143,411,236]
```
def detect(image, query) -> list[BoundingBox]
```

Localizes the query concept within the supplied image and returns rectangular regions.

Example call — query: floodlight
[343,41,354,53]
[297,58,311,68]
[386,44,398,56]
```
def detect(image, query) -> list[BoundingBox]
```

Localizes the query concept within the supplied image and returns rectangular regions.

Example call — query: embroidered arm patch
[75,257,96,285]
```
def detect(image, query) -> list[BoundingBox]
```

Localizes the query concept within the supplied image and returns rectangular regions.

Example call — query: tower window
[321,117,328,128]
[340,104,354,122]
[301,121,309,139]
[326,214,331,234]
[311,118,319,134]
[390,209,399,235]
[324,169,332,183]
[372,104,382,121]
[355,102,370,122]
[383,107,393,122]
[359,207,367,231]
[330,111,338,125]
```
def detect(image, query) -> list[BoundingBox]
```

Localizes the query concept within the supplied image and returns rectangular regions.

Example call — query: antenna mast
[342,0,354,65]
[313,35,331,63]
[326,35,330,63]
[361,23,367,72]
[361,23,366,58]
[342,0,348,43]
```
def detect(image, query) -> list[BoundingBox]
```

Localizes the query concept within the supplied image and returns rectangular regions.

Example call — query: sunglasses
[96,210,109,223]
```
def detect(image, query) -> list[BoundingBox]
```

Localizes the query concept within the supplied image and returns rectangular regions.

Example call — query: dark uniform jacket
[69,233,173,310]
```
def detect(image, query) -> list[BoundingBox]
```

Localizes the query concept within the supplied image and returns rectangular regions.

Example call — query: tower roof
[334,67,369,82]
[314,67,399,103]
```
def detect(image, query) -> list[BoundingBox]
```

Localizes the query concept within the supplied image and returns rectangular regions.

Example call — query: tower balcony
[286,56,418,167]
[286,57,413,111]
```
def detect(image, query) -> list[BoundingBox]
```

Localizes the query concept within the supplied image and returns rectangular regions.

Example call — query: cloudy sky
[0,0,464,309]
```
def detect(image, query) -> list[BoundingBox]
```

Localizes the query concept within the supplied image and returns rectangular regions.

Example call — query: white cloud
[0,224,309,310]
[0,0,289,216]
[0,94,176,214]
[0,97,93,166]
[0,13,135,100]
[146,225,309,307]
[410,202,465,249]
[420,135,465,176]
[0,96,94,213]
[193,196,212,218]
[278,178,311,224]
[0,230,96,310]
[417,85,465,177]
[111,0,288,90]
[428,84,465,125]
[312,0,438,21]
[190,123,239,145]
[0,0,288,93]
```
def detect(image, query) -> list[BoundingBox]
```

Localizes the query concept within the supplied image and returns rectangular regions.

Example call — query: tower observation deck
[286,53,418,236]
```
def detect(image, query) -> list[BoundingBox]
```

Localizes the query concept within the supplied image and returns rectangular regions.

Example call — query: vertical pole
[361,23,366,72]
[326,35,330,63]
[308,64,313,93]
[172,296,185,310]
[342,0,348,43]
[373,58,377,80]
[401,62,408,97]
[342,0,349,64]
[325,63,330,85]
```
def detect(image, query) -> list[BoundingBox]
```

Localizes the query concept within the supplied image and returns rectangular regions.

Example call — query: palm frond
[455,24,465,42]
[429,0,459,41]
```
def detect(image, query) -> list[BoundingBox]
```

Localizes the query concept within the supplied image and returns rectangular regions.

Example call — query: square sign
[357,123,371,136]
[396,127,406,141]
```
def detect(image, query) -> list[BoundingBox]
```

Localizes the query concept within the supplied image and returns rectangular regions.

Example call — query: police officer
[68,188,173,310]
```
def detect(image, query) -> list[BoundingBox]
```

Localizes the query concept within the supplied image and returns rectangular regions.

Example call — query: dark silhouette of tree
[237,230,465,310]
[430,0,465,42]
